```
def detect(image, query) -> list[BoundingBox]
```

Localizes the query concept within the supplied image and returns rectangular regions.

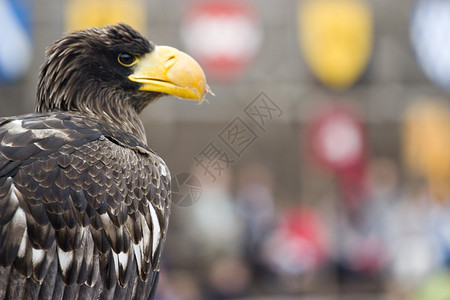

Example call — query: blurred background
[1,0,450,299]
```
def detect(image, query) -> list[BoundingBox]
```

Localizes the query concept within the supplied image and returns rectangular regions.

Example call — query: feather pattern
[0,113,171,299]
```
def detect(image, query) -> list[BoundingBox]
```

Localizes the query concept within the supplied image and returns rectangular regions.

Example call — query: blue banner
[0,0,33,83]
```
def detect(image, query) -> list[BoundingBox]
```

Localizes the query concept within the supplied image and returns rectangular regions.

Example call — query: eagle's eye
[118,53,138,67]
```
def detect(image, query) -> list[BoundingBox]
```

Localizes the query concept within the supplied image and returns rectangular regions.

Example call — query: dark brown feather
[0,113,171,299]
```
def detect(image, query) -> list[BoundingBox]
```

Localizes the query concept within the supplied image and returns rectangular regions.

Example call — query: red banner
[181,0,262,82]
[307,104,367,207]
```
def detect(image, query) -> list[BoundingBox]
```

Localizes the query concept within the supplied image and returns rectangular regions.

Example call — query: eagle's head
[36,23,208,117]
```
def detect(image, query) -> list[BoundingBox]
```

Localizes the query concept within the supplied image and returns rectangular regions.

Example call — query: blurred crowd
[156,159,450,300]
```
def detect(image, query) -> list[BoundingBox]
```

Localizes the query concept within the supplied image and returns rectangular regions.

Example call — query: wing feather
[0,203,27,266]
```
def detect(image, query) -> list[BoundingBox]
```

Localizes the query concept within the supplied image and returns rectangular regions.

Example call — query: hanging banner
[411,0,450,91]
[308,104,366,172]
[307,103,367,207]
[403,99,450,200]
[65,0,146,33]
[0,0,33,83]
[298,0,373,90]
[181,0,262,82]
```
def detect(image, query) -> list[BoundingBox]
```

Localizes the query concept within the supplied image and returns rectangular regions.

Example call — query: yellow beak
[128,46,207,101]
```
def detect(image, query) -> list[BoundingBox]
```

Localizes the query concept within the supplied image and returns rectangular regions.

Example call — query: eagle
[0,23,208,300]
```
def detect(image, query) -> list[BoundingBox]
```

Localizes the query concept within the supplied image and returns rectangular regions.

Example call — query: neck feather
[36,83,150,144]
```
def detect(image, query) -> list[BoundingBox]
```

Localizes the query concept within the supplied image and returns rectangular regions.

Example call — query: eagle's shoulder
[0,112,159,174]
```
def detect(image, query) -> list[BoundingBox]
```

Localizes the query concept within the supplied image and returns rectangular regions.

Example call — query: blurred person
[325,158,401,293]
[185,166,245,259]
[235,164,276,250]
[261,206,328,293]
[235,164,277,283]
[386,182,449,297]
[352,157,400,273]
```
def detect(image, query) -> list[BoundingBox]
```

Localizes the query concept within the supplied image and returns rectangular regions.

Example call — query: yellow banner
[298,0,373,90]
[65,0,146,33]
[403,99,450,200]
